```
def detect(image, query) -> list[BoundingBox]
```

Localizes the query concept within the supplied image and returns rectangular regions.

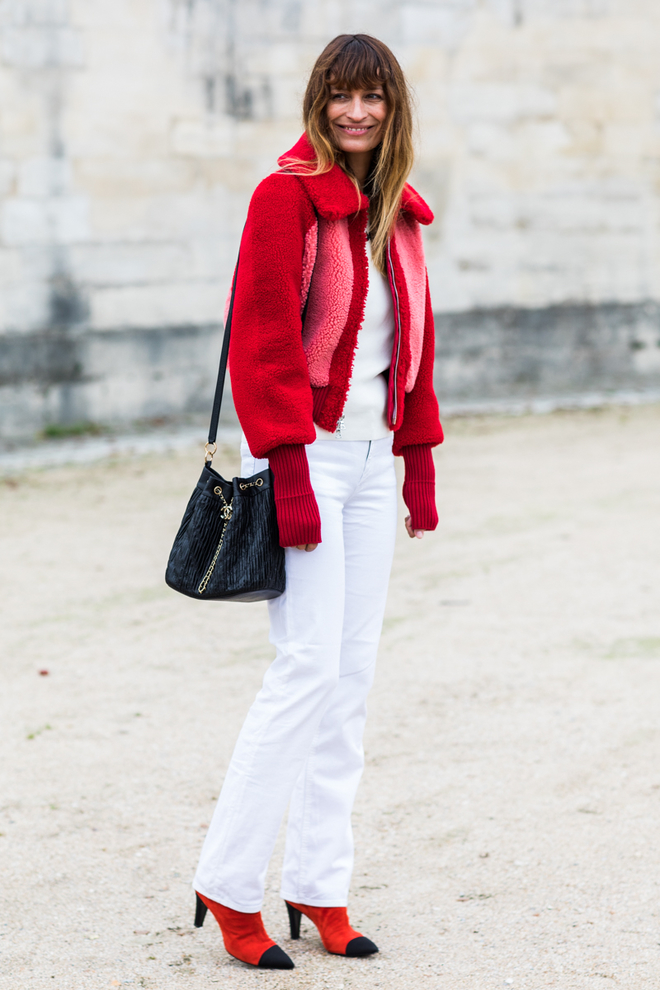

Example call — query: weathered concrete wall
[1,0,660,439]
[434,300,660,406]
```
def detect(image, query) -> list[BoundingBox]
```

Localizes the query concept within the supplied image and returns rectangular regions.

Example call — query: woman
[193,34,443,969]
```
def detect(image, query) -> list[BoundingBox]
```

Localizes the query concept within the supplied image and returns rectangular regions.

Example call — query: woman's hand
[293,543,319,551]
[404,515,425,540]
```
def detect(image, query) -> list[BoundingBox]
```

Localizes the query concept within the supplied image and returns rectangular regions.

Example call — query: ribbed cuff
[401,445,438,531]
[267,444,322,547]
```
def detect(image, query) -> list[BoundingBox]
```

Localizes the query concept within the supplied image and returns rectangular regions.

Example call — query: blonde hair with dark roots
[283,34,415,275]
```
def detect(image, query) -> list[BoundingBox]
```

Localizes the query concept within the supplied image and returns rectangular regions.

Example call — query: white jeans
[194,436,397,912]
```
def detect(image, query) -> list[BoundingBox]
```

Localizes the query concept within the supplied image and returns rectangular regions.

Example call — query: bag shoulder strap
[206,253,239,450]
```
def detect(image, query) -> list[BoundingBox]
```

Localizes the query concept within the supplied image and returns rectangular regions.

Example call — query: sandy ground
[1,405,659,990]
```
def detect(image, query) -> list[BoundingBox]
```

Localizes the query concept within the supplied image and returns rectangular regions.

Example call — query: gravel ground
[1,405,659,990]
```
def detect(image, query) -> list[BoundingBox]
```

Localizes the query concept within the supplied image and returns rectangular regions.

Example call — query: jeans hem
[193,879,263,914]
[280,890,349,908]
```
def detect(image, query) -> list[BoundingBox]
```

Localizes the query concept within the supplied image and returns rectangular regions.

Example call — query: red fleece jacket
[228,135,443,546]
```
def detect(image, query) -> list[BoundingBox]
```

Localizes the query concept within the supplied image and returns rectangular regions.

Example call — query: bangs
[326,38,390,92]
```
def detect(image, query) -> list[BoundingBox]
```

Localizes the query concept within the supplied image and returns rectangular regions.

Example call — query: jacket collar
[277,134,434,226]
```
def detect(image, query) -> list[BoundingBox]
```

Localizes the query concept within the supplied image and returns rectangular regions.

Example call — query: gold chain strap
[198,487,234,594]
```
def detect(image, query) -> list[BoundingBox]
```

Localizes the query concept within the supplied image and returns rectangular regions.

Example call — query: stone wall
[1,0,660,439]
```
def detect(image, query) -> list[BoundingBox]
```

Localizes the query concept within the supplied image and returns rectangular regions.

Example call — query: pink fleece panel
[300,219,318,310]
[301,216,353,386]
[394,214,427,392]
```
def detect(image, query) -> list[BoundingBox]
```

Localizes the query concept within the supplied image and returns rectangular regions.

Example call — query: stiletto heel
[286,902,302,939]
[284,901,378,957]
[194,892,208,928]
[194,891,294,969]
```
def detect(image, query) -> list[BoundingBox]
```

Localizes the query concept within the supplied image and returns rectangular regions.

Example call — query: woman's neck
[344,150,373,189]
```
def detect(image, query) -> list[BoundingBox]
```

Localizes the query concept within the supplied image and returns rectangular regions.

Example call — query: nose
[345,96,369,121]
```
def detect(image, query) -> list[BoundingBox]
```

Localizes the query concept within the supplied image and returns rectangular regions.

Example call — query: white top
[315,240,395,441]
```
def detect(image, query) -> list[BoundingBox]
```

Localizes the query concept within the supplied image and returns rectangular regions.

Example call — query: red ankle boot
[285,901,378,957]
[194,892,294,969]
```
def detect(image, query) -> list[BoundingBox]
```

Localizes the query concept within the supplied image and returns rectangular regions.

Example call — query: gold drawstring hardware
[239,477,264,490]
[204,441,217,464]
[214,486,234,522]
[198,485,234,594]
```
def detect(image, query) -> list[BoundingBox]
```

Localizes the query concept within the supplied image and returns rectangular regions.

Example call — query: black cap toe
[258,944,295,969]
[346,935,379,957]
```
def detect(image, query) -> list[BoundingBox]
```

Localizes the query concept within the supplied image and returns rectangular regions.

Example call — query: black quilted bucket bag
[165,258,285,602]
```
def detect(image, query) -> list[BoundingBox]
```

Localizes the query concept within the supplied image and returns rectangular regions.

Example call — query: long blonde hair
[289,35,415,275]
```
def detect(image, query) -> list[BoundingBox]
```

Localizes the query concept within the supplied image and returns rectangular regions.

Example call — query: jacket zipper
[387,241,402,427]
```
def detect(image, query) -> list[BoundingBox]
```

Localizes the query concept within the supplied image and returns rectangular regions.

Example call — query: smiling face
[326,84,388,155]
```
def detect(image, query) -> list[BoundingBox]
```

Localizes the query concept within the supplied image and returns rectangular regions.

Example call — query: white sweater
[315,240,395,441]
